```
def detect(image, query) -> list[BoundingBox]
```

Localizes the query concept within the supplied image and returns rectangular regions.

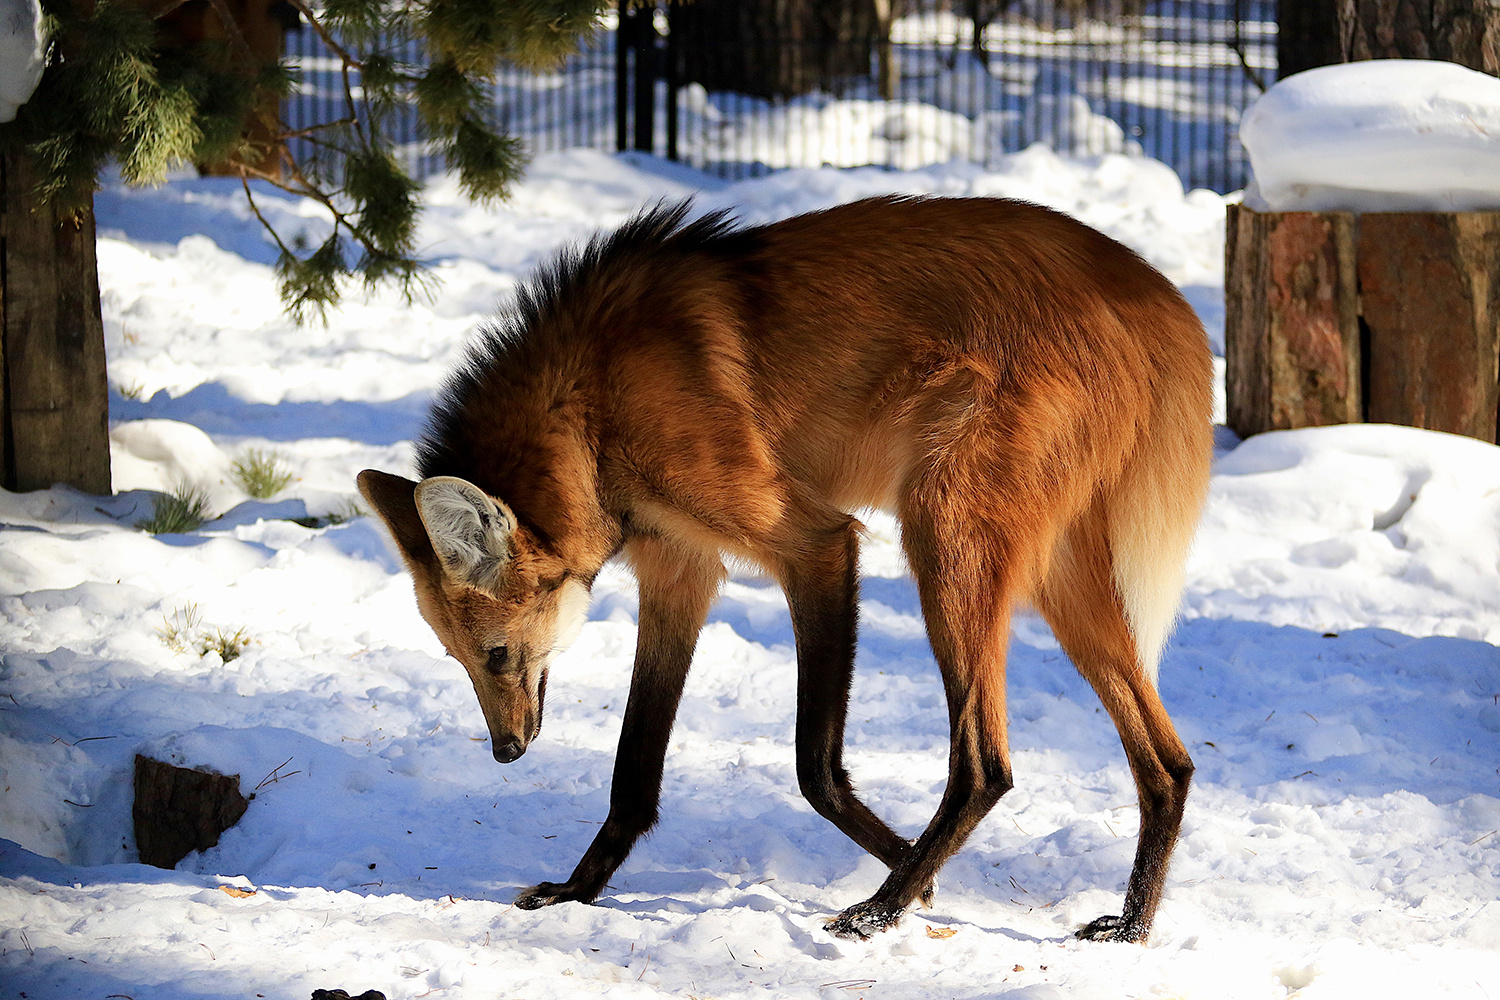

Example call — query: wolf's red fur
[358,195,1212,941]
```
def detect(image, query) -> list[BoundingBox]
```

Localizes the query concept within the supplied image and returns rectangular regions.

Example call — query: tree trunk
[1280,0,1500,77]
[1225,205,1362,436]
[158,0,294,177]
[673,0,883,100]
[1277,0,1344,78]
[873,0,898,100]
[0,151,112,495]
[1359,213,1500,440]
[1339,0,1500,72]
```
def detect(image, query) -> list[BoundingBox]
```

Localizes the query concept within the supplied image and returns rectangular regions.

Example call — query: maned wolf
[358,195,1212,942]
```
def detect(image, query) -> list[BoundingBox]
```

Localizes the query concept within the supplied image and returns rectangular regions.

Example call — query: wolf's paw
[1076,914,1148,943]
[826,899,906,940]
[514,881,586,910]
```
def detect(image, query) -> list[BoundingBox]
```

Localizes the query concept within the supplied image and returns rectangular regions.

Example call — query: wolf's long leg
[515,536,721,909]
[1035,503,1193,943]
[824,498,1020,940]
[780,515,915,878]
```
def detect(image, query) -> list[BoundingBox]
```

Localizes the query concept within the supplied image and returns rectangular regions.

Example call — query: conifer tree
[3,0,608,320]
[0,0,604,494]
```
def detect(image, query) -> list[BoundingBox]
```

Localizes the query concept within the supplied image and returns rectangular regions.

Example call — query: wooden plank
[1359,212,1500,444]
[1225,205,1361,437]
[0,151,112,494]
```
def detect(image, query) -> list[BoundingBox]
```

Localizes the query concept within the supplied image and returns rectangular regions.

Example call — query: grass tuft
[203,626,253,663]
[326,496,366,525]
[156,604,254,662]
[136,483,213,534]
[232,448,294,499]
[156,604,202,654]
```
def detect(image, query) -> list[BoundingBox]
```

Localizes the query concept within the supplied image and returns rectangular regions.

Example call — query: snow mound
[1186,423,1500,643]
[1240,60,1500,212]
[110,419,240,512]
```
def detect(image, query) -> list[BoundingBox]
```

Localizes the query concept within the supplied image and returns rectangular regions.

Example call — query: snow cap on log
[1240,60,1500,213]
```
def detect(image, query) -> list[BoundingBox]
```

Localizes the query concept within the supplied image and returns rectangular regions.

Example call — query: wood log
[0,151,112,494]
[1225,203,1362,438]
[133,755,250,869]
[1225,205,1499,444]
[1359,212,1500,443]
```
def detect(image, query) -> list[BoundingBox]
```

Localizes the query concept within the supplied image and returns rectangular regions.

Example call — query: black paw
[826,899,906,940]
[514,881,584,910]
[1076,914,1148,943]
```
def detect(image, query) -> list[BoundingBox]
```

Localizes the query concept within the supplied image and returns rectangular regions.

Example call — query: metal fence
[282,1,1275,195]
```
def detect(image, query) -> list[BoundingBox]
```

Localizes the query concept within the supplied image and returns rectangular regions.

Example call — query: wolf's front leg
[515,536,721,910]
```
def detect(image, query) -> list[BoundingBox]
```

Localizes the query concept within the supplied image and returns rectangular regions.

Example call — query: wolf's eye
[485,646,510,672]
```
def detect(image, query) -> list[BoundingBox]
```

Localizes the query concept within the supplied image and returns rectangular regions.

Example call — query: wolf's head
[357,470,590,762]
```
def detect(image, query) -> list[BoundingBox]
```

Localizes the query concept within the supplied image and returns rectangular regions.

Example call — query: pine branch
[282,0,365,70]
[278,118,359,141]
[12,0,604,324]
[239,168,297,258]
[281,0,369,147]
[340,58,368,149]
[1230,0,1268,93]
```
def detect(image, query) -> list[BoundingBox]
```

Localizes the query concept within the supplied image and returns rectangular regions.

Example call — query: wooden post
[0,151,112,495]
[1225,203,1361,437]
[1225,204,1500,445]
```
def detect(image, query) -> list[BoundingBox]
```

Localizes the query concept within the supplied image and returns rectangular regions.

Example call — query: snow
[2,147,1498,999]
[1240,59,1500,213]
[0,0,46,123]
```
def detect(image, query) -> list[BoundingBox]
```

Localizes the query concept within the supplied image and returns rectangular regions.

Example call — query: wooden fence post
[0,151,112,495]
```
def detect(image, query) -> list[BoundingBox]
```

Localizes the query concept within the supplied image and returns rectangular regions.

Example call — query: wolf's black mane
[415,201,749,479]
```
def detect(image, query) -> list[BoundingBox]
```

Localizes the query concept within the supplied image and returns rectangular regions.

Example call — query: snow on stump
[133,754,249,869]
[1226,61,1500,443]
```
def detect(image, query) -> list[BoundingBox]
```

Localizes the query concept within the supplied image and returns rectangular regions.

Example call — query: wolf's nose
[493,739,525,763]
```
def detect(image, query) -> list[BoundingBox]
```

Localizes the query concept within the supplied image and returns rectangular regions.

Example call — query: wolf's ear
[357,469,438,573]
[412,476,518,592]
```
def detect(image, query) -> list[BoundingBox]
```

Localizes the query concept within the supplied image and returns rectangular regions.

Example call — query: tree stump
[1225,204,1500,443]
[133,755,250,869]
[1358,213,1500,440]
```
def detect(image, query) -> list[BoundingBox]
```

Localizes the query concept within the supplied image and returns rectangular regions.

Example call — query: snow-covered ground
[2,148,1498,1000]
